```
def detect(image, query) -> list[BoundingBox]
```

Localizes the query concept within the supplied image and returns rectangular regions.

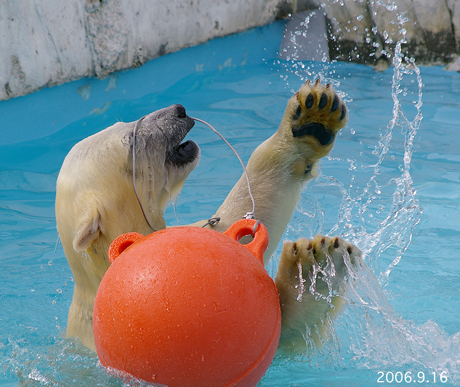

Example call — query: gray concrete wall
[0,0,281,101]
[1,0,460,101]
[289,0,460,68]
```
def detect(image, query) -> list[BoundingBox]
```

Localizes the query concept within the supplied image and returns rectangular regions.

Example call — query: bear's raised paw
[290,79,348,146]
[270,79,349,181]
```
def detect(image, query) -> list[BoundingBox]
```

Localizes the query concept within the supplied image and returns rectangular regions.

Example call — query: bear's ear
[72,211,102,252]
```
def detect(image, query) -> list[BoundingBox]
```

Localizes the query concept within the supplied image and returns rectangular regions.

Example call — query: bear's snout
[173,104,187,118]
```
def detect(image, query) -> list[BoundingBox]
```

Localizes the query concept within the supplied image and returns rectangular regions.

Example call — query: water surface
[1,21,460,387]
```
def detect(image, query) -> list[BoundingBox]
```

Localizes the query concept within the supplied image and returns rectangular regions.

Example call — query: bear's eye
[293,105,302,120]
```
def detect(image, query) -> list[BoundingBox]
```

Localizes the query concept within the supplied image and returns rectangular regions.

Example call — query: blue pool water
[1,19,460,387]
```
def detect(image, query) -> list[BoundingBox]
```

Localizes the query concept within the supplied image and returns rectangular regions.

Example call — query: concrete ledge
[287,0,460,67]
[279,10,329,62]
[0,0,281,101]
[2,0,460,101]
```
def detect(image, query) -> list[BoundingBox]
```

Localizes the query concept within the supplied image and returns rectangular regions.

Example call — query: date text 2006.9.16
[377,371,448,384]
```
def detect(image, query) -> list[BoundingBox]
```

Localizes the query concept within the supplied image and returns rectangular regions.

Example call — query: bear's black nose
[174,104,187,118]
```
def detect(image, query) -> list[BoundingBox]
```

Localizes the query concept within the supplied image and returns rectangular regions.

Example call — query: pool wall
[298,0,460,67]
[0,0,281,101]
[1,0,460,102]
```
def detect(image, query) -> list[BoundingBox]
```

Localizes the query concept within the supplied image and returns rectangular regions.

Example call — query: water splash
[1,336,158,386]
[328,39,423,285]
[276,10,342,96]
[275,20,460,387]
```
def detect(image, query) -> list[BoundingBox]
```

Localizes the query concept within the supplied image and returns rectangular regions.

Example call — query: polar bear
[56,105,200,349]
[56,79,361,352]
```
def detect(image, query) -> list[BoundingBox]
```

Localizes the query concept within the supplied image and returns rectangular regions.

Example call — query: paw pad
[290,79,348,143]
[331,95,339,112]
[293,105,302,120]
[318,93,328,109]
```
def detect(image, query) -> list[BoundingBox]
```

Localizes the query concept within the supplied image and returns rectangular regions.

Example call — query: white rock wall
[298,0,460,66]
[0,0,281,101]
[1,0,460,101]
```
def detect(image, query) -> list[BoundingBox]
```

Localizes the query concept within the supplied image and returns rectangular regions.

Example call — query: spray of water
[274,8,460,384]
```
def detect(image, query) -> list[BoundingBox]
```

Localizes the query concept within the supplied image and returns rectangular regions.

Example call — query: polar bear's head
[128,104,201,217]
[56,104,200,254]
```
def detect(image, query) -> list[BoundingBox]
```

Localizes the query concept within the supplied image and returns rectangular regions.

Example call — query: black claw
[340,104,347,120]
[347,246,353,255]
[305,93,314,108]
[334,237,340,248]
[319,93,328,109]
[292,242,298,255]
[331,95,339,112]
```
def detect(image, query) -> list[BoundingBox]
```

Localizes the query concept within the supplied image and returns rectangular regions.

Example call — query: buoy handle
[223,219,269,264]
[108,221,269,265]
[108,232,144,264]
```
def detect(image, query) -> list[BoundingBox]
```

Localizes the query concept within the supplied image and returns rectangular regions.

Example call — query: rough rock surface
[1,0,460,101]
[0,0,280,100]
[290,0,459,67]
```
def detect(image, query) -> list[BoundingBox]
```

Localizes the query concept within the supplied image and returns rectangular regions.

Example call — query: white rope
[191,117,256,220]
[131,115,257,232]
[132,116,157,231]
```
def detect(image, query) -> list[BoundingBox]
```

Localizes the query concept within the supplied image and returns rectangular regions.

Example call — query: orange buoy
[93,219,281,387]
